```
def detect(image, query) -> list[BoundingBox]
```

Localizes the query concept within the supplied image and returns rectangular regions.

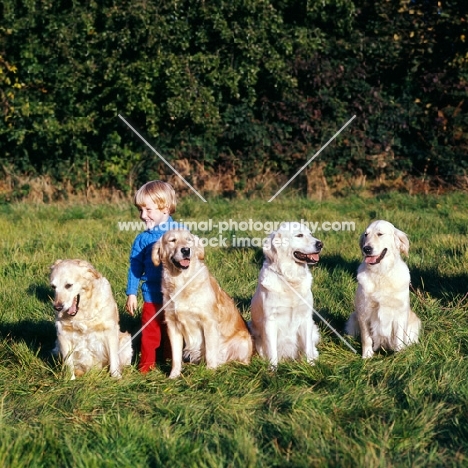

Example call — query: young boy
[125,180,180,372]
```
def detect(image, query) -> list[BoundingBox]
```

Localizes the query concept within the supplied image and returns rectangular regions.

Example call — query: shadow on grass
[27,283,52,303]
[320,254,361,278]
[0,319,57,358]
[0,315,143,368]
[411,268,467,299]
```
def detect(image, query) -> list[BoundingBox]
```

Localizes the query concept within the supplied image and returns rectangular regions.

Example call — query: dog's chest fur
[358,259,410,297]
[162,266,216,319]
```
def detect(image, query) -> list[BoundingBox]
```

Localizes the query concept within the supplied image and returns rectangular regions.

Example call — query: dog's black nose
[54,303,64,312]
[181,247,190,257]
[363,245,372,255]
[315,240,323,250]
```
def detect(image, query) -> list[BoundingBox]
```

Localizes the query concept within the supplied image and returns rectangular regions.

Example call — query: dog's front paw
[169,371,181,379]
[362,348,374,359]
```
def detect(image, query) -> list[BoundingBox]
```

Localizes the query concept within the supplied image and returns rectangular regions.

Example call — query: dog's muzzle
[54,294,80,316]
[171,247,191,270]
[363,248,388,265]
[294,240,323,265]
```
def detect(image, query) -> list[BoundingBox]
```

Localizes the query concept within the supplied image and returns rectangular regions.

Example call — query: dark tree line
[1,0,467,197]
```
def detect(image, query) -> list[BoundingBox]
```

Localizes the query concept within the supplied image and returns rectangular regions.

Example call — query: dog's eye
[296,234,304,238]
[50,285,56,290]
[65,284,73,289]
[168,238,176,243]
[377,233,383,237]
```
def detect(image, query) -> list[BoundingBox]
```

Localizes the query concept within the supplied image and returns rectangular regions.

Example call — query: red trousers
[139,302,171,373]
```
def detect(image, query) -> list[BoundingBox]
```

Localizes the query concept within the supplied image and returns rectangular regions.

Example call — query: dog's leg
[393,318,407,352]
[345,312,359,337]
[167,323,184,378]
[263,317,279,369]
[118,332,133,367]
[306,319,320,363]
[107,328,122,378]
[405,310,421,345]
[357,316,374,358]
[203,320,219,369]
[378,302,404,352]
[298,315,319,364]
[57,335,76,380]
[355,287,374,358]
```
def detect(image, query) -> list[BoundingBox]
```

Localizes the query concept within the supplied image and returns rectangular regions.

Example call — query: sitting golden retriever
[152,230,253,378]
[346,220,421,358]
[250,222,323,368]
[50,259,132,379]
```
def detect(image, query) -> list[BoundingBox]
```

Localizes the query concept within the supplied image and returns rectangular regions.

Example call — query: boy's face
[138,197,170,230]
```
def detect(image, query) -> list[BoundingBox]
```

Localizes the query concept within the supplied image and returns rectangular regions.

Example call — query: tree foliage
[1,0,467,194]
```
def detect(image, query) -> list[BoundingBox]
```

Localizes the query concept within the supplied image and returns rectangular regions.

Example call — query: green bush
[0,0,467,193]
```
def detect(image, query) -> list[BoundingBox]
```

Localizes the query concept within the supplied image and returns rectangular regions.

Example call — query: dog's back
[209,275,253,364]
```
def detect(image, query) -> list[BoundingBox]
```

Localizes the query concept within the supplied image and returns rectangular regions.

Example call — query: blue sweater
[126,217,183,304]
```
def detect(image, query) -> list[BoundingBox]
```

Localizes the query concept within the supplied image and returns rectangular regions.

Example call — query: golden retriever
[152,230,253,378]
[250,222,323,368]
[346,220,421,358]
[50,259,133,379]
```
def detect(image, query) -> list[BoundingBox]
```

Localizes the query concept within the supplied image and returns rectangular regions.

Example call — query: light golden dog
[152,230,253,378]
[50,259,132,379]
[250,222,323,368]
[346,220,421,358]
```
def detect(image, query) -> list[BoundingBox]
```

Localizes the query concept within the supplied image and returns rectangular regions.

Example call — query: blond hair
[134,181,177,214]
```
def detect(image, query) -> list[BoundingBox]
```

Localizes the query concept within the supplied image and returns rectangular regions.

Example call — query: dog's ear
[152,240,161,266]
[263,231,280,264]
[50,259,63,271]
[85,267,101,281]
[79,261,101,281]
[394,228,410,256]
[192,234,204,261]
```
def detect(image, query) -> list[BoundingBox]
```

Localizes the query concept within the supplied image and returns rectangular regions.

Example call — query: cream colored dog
[250,222,323,368]
[50,259,132,379]
[346,220,421,358]
[152,230,253,378]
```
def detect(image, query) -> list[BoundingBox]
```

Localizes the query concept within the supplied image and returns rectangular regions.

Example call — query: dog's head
[49,259,101,316]
[152,230,204,273]
[264,222,323,266]
[359,220,409,265]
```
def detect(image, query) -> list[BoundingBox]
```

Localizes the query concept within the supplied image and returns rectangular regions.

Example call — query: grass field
[0,192,467,467]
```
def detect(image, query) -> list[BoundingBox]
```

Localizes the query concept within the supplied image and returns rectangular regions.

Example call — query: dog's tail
[345,312,360,337]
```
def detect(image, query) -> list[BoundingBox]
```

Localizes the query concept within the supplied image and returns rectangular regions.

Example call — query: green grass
[0,193,467,467]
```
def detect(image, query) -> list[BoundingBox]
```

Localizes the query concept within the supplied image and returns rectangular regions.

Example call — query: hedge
[1,0,467,196]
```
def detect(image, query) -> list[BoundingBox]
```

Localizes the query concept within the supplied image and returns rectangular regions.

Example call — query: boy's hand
[125,295,138,316]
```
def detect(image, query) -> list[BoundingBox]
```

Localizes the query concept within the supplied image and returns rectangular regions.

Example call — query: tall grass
[0,193,467,467]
